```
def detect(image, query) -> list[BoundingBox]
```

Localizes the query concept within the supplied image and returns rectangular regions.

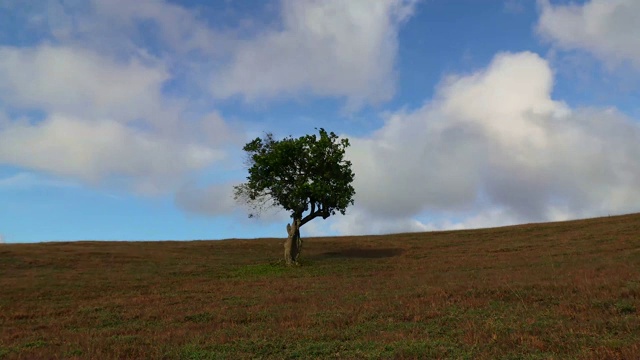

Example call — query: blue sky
[1,0,640,243]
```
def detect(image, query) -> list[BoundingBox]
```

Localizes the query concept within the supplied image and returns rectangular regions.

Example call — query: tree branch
[300,201,331,226]
[300,210,321,227]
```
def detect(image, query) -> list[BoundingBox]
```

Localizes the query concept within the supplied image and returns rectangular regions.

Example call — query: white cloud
[20,0,221,58]
[0,172,77,190]
[0,44,169,121]
[5,0,229,102]
[174,181,293,225]
[175,183,237,216]
[0,13,240,194]
[10,1,418,109]
[87,0,220,55]
[343,51,640,232]
[537,0,640,67]
[330,206,524,236]
[211,0,418,109]
[330,208,430,235]
[0,115,222,194]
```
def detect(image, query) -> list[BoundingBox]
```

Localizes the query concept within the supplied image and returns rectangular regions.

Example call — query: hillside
[1,214,639,359]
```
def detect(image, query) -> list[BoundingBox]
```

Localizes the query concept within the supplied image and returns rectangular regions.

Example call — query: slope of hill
[1,214,639,359]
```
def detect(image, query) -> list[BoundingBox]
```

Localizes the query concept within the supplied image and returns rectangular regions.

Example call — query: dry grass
[1,213,639,359]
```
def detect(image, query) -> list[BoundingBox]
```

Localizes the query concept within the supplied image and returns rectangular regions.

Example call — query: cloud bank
[0,2,236,194]
[335,51,640,234]
[0,43,227,194]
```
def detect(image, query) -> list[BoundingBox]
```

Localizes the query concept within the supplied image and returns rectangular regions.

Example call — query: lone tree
[234,128,355,265]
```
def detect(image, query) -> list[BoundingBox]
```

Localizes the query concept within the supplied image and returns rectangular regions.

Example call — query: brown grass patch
[1,213,639,359]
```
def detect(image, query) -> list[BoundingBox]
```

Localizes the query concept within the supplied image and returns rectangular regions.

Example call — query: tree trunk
[284,218,302,265]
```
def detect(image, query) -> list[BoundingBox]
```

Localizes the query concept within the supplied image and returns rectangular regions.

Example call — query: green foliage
[234,128,355,226]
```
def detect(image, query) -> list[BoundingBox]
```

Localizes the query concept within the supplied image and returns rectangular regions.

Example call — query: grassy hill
[1,213,639,359]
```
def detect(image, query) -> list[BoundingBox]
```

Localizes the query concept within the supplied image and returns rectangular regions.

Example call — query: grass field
[1,213,639,359]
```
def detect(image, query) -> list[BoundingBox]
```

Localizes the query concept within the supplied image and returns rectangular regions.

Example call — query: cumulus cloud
[175,181,293,225]
[175,183,237,216]
[8,0,416,109]
[0,115,222,194]
[211,0,418,109]
[0,44,169,121]
[537,0,640,66]
[339,51,640,233]
[0,3,241,194]
[0,43,229,193]
[2,0,416,196]
[85,0,221,55]
[330,209,430,235]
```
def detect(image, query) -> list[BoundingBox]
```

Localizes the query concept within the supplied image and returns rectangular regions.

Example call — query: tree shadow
[318,248,404,259]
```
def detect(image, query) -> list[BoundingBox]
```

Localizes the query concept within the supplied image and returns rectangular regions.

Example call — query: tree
[234,128,355,265]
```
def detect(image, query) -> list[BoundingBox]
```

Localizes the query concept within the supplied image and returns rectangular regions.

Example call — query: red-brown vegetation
[1,213,639,359]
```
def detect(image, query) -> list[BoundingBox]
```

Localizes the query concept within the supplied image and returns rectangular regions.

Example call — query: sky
[1,0,640,243]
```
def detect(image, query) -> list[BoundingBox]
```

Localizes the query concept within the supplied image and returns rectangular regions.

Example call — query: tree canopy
[234,128,355,226]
